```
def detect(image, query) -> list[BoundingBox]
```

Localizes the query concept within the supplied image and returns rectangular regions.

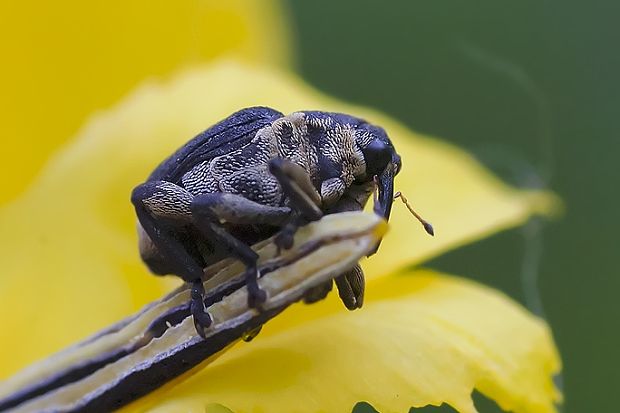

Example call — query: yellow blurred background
[0,0,290,204]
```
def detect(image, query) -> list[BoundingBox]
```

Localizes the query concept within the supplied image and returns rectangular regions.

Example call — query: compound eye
[362,139,392,178]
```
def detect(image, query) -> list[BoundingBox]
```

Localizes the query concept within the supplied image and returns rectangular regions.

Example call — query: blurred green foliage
[288,1,619,412]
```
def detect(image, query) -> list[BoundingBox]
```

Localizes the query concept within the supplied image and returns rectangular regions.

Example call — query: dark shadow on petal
[471,390,506,413]
[409,403,458,412]
[352,401,459,413]
[352,401,380,413]
[351,389,508,412]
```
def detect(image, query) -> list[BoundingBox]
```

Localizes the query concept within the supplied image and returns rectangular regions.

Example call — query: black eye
[362,139,392,178]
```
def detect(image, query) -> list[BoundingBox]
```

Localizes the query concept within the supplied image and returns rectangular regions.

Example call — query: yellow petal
[365,131,561,278]
[126,270,561,413]
[0,0,291,204]
[0,61,555,377]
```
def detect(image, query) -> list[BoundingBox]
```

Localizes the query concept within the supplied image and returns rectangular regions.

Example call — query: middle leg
[190,192,293,309]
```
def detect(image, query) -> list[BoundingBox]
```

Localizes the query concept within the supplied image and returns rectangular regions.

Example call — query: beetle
[131,107,429,338]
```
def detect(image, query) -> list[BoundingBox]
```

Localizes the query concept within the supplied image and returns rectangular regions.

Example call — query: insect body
[131,107,403,337]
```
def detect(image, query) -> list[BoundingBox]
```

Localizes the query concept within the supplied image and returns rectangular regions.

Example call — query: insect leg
[189,193,295,337]
[268,158,322,219]
[302,279,333,304]
[268,158,323,250]
[301,190,367,309]
[190,280,212,339]
[191,195,267,309]
[131,181,202,280]
[334,264,365,310]
[131,181,213,338]
[325,186,373,310]
[190,193,291,226]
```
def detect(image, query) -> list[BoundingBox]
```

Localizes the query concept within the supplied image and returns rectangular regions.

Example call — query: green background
[287,1,619,412]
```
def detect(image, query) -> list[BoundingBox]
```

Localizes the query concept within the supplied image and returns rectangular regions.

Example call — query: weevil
[131,107,431,338]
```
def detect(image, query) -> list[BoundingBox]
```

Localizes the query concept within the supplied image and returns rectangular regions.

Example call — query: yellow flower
[0,0,290,204]
[0,2,561,412]
[0,61,561,413]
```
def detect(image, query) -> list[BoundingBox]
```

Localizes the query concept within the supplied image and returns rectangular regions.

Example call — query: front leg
[334,264,365,309]
[269,162,373,309]
[268,158,322,221]
[326,183,374,309]
[268,158,323,250]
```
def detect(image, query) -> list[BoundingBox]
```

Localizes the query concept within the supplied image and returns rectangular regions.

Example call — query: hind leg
[131,181,214,338]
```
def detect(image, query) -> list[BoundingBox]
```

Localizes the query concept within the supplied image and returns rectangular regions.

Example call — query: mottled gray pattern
[274,113,319,180]
[142,181,193,222]
[355,130,375,149]
[175,112,368,209]
[181,160,218,194]
[324,122,366,184]
[219,166,281,205]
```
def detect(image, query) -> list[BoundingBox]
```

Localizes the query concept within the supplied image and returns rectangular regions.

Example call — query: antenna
[394,191,434,236]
